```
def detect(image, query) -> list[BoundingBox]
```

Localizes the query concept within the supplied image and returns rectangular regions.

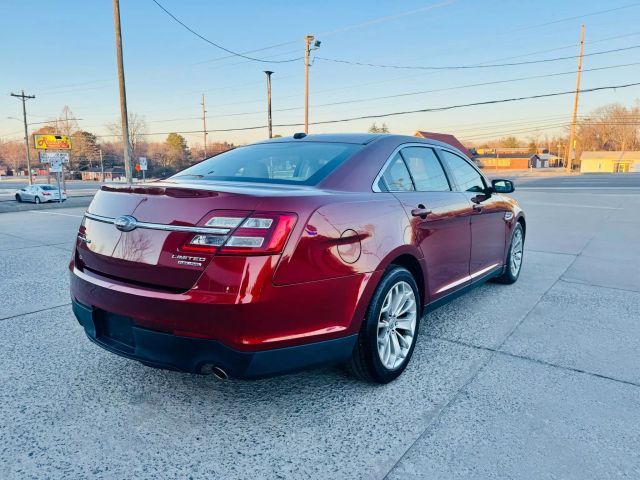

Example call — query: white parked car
[15,185,67,204]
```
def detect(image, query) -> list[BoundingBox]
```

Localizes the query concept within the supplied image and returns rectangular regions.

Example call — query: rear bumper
[72,299,357,379]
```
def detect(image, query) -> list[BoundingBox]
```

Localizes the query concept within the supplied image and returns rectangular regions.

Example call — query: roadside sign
[139,157,147,171]
[34,134,72,150]
[135,164,141,172]
[49,157,64,173]
[39,152,70,164]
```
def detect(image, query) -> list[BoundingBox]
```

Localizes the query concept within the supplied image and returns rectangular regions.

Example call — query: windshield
[40,185,58,191]
[171,142,361,185]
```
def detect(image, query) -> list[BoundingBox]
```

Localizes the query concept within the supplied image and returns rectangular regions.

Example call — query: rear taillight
[182,211,297,255]
[43,192,51,196]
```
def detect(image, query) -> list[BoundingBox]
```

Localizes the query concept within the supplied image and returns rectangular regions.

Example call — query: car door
[25,186,35,201]
[377,146,472,300]
[438,149,506,277]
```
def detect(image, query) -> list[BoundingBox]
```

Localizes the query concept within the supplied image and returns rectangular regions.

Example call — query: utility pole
[113,0,133,183]
[566,24,585,172]
[304,34,314,134]
[201,93,208,158]
[264,71,274,138]
[10,90,36,185]
[99,148,105,183]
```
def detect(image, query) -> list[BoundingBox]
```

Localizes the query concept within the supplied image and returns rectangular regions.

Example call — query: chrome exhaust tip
[211,366,229,380]
[201,363,229,380]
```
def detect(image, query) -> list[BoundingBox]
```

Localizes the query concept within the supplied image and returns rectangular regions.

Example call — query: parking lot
[1,174,639,479]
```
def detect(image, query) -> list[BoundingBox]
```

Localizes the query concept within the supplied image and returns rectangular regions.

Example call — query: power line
[509,2,640,32]
[316,44,640,70]
[137,61,640,120]
[91,81,640,136]
[150,0,303,63]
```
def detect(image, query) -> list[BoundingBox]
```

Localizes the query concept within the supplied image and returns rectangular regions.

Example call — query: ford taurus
[70,133,525,383]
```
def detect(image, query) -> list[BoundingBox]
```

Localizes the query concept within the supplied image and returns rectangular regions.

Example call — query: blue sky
[2,0,639,146]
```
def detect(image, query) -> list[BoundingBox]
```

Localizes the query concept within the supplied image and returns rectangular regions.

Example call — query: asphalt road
[1,174,639,479]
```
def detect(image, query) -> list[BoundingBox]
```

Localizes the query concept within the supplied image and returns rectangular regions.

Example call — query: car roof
[254,133,380,145]
[253,133,470,155]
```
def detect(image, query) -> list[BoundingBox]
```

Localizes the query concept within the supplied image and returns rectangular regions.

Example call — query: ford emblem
[114,215,138,232]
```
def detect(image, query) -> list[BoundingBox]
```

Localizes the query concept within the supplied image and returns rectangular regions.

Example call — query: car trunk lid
[76,184,261,291]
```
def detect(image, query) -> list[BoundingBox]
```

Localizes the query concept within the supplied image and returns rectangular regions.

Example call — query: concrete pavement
[0,175,639,479]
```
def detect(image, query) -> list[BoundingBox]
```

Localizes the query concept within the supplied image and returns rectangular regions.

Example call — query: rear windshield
[40,185,57,191]
[170,142,361,185]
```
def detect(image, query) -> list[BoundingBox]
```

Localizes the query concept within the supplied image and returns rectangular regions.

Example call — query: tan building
[580,151,640,173]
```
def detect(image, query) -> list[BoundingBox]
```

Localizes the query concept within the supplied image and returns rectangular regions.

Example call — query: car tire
[35,196,41,204]
[494,222,524,284]
[347,266,421,383]
[15,194,22,203]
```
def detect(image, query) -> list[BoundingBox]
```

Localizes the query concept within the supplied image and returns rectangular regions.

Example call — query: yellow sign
[34,134,72,150]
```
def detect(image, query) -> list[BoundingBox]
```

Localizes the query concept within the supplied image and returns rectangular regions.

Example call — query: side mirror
[491,179,515,194]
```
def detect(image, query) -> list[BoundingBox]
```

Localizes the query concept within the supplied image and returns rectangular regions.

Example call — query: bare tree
[576,103,640,154]
[56,105,79,136]
[107,112,148,159]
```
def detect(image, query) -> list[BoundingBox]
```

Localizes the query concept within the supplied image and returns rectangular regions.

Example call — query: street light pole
[304,34,314,134]
[113,0,133,184]
[264,71,273,138]
[10,90,36,185]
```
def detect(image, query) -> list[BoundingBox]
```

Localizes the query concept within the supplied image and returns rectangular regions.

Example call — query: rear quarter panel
[270,193,419,285]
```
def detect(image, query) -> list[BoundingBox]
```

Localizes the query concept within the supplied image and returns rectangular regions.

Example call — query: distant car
[15,184,67,204]
[70,133,525,383]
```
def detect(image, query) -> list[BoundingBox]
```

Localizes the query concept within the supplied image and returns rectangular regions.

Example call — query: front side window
[400,147,450,192]
[380,153,415,192]
[170,142,360,186]
[440,150,486,193]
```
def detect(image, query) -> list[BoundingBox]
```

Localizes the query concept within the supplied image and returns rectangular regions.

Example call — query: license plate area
[94,310,136,352]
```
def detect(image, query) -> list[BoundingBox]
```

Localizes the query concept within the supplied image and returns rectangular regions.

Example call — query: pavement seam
[380,342,494,480]
[0,230,48,245]
[557,278,640,295]
[524,248,577,257]
[426,335,640,389]
[380,235,584,479]
[0,303,71,322]
[1,242,72,252]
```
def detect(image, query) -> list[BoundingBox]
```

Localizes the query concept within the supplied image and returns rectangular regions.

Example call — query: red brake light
[181,211,297,255]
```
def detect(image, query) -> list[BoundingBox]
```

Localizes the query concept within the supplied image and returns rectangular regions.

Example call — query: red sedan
[70,133,525,383]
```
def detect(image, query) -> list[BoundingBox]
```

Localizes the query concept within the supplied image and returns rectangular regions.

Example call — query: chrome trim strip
[434,275,469,294]
[434,262,502,294]
[84,212,230,235]
[470,262,502,279]
[371,141,473,193]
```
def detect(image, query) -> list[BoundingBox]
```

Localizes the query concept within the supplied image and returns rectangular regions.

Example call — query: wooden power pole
[566,25,585,172]
[113,0,133,183]
[10,90,36,185]
[201,93,208,158]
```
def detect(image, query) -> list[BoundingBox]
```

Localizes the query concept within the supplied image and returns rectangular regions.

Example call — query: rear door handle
[411,205,432,219]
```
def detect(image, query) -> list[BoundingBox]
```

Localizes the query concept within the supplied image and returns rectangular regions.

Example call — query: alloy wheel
[510,228,524,276]
[376,281,417,370]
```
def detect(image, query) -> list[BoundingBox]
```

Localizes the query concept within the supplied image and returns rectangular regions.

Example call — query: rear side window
[380,153,415,192]
[170,142,360,185]
[400,147,450,192]
[440,150,486,192]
